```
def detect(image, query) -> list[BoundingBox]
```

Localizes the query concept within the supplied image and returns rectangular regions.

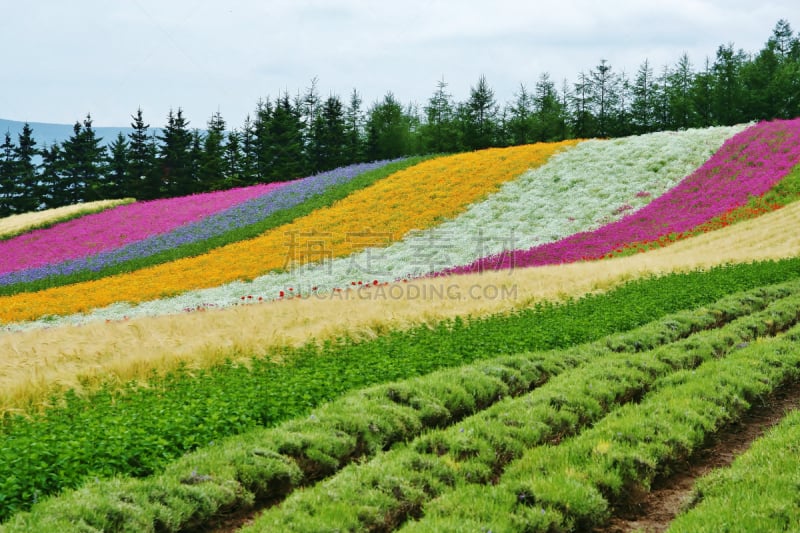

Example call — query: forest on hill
[0,19,798,216]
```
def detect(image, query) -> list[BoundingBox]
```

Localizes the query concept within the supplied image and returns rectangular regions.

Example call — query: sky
[2,0,798,128]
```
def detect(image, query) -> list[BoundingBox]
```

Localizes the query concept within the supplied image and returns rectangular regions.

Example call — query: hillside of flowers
[441,117,800,275]
[0,142,571,324]
[0,181,299,275]
[0,125,747,330]
[0,160,399,288]
[2,118,800,531]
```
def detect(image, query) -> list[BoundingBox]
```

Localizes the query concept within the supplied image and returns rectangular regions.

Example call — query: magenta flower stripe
[442,118,800,275]
[0,181,295,275]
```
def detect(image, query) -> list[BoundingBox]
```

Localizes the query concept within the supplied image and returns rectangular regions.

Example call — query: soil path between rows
[597,378,800,533]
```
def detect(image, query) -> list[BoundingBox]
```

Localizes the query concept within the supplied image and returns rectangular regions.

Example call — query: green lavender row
[3,277,797,531]
[241,292,800,532]
[407,325,800,532]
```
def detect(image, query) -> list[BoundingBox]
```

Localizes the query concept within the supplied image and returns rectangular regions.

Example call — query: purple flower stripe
[0,160,400,286]
[0,181,297,275]
[442,118,800,275]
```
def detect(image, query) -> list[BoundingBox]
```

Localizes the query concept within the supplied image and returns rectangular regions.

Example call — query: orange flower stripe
[1,141,577,323]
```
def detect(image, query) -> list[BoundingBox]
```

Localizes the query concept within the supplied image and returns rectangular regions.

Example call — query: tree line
[1,19,798,216]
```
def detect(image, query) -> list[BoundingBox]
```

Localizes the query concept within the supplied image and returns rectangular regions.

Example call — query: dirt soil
[597,379,800,533]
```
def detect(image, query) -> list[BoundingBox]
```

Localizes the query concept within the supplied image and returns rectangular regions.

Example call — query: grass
[406,323,800,532]
[247,294,800,532]
[3,279,798,531]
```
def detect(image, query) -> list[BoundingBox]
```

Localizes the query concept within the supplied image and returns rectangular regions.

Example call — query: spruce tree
[630,59,656,133]
[106,133,129,199]
[463,75,498,150]
[13,123,40,212]
[420,78,461,153]
[311,94,348,172]
[588,59,621,137]
[38,144,64,209]
[61,115,106,204]
[668,53,696,129]
[157,108,194,196]
[692,58,715,127]
[0,132,16,216]
[223,129,243,187]
[253,97,274,181]
[365,92,414,160]
[199,111,227,190]
[570,71,595,137]
[711,43,747,125]
[344,89,365,163]
[238,115,259,185]
[505,83,534,145]
[532,73,568,141]
[127,108,157,200]
[263,93,306,181]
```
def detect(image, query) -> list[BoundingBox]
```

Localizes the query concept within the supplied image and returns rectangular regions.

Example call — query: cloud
[3,0,795,126]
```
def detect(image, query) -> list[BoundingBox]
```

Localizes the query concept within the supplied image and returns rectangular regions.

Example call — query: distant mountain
[0,118,162,148]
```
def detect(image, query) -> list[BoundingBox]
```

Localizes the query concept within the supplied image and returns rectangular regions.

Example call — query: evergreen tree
[365,92,414,160]
[506,83,535,145]
[223,129,244,187]
[744,19,800,120]
[692,57,715,127]
[668,53,696,129]
[463,75,498,149]
[38,144,63,209]
[301,77,321,160]
[105,133,129,199]
[532,73,568,141]
[652,65,672,131]
[263,92,306,181]
[253,97,274,181]
[630,59,656,133]
[157,108,194,196]
[189,129,204,192]
[420,78,462,153]
[711,43,748,125]
[345,89,365,163]
[13,123,40,212]
[127,108,157,200]
[570,71,595,137]
[614,70,633,136]
[199,111,227,190]
[61,114,106,204]
[238,115,259,185]
[0,132,16,216]
[311,94,349,172]
[588,59,621,137]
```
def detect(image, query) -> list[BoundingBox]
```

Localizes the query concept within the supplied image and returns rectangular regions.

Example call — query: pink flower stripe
[0,181,295,274]
[442,118,800,275]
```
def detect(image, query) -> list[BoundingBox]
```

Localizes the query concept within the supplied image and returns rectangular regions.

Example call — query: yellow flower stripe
[0,142,576,323]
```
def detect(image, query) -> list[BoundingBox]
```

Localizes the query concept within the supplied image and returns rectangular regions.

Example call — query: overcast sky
[2,1,797,128]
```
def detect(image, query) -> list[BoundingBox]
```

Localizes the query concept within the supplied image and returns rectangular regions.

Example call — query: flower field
[0,181,297,275]
[0,142,571,324]
[0,198,133,240]
[0,125,743,330]
[2,119,800,531]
